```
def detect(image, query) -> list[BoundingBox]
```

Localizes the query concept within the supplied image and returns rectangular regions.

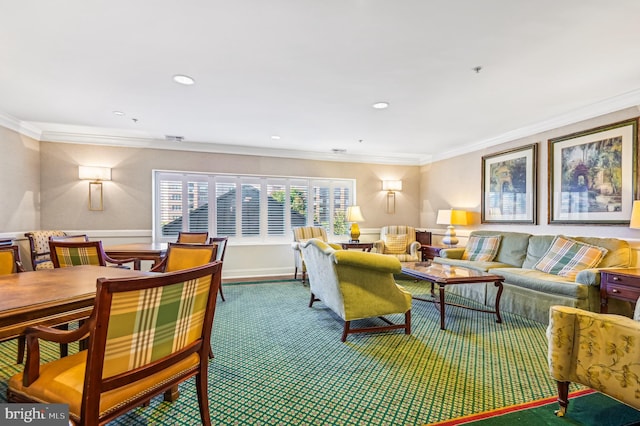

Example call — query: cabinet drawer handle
[612,289,620,293]
[613,277,621,281]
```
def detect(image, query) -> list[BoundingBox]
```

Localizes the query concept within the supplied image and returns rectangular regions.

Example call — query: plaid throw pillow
[384,234,408,254]
[462,235,502,261]
[533,235,608,280]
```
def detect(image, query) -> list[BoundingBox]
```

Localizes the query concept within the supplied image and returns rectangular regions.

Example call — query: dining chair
[49,234,90,242]
[209,236,228,301]
[24,230,67,270]
[177,231,209,244]
[7,262,222,426]
[49,240,138,269]
[150,243,218,273]
[0,245,29,363]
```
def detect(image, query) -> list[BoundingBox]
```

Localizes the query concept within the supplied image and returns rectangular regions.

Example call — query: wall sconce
[436,209,468,247]
[382,180,402,214]
[78,166,112,211]
[346,205,365,242]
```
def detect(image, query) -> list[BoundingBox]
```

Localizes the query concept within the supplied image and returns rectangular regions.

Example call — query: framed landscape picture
[548,118,638,224]
[481,144,538,224]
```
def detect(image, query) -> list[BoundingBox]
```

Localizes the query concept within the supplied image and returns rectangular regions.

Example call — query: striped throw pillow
[533,235,608,280]
[462,236,502,261]
[384,234,408,254]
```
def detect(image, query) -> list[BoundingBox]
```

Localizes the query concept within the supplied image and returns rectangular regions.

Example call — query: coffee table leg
[494,280,503,323]
[439,284,446,330]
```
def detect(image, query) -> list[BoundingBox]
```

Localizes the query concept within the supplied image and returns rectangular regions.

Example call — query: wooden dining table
[0,265,153,343]
[104,242,168,270]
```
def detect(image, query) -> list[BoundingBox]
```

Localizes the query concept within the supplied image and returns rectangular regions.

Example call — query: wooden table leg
[439,283,446,330]
[494,280,504,323]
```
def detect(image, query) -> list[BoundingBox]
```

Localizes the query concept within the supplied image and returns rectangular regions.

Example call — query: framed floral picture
[548,118,638,224]
[481,144,538,224]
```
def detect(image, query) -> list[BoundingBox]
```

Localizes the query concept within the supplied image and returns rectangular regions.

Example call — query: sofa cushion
[533,236,608,280]
[462,235,502,261]
[466,231,531,267]
[384,234,407,254]
[572,236,632,268]
[487,268,587,298]
[434,257,514,273]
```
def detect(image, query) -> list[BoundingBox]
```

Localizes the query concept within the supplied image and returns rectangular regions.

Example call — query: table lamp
[346,206,365,242]
[436,209,468,247]
[630,200,640,229]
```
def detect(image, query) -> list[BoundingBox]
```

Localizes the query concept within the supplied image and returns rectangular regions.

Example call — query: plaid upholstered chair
[24,230,66,270]
[49,240,137,269]
[150,243,218,273]
[291,226,329,283]
[7,262,222,426]
[373,225,421,262]
[177,231,209,244]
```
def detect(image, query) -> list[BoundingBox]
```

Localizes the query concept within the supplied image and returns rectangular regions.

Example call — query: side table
[419,245,445,261]
[600,268,640,314]
[340,242,373,252]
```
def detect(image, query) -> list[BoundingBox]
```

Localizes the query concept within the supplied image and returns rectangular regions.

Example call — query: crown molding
[0,112,42,140]
[421,88,640,165]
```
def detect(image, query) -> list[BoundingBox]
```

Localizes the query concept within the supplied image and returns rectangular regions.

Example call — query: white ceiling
[2,1,640,165]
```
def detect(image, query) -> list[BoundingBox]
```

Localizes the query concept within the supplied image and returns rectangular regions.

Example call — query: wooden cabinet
[600,268,640,313]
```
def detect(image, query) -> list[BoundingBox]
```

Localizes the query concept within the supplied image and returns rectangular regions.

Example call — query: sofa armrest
[333,250,401,274]
[439,247,465,259]
[575,268,601,286]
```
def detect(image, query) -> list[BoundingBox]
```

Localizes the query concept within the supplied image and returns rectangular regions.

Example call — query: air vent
[331,148,347,154]
[165,135,184,142]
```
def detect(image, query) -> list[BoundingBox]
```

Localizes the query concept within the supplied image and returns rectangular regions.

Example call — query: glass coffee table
[401,261,505,330]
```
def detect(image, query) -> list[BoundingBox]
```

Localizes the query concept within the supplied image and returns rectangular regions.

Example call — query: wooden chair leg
[309,292,318,308]
[294,267,298,280]
[17,336,25,364]
[163,385,180,402]
[405,310,411,335]
[555,381,570,417]
[341,321,351,342]
[218,284,225,301]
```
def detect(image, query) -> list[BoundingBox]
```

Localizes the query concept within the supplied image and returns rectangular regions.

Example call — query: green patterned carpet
[0,279,579,425]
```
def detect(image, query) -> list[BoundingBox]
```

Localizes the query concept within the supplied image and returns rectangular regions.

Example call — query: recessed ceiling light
[173,74,195,85]
[271,135,281,140]
[112,111,125,116]
[372,102,389,109]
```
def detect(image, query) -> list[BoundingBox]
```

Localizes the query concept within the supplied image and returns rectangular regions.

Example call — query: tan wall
[421,106,640,245]
[39,142,421,230]
[0,127,40,233]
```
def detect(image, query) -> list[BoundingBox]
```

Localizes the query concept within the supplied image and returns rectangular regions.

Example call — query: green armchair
[301,238,412,342]
[373,225,421,262]
[547,303,640,416]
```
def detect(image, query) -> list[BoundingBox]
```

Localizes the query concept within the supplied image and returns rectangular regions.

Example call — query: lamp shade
[631,200,640,229]
[79,166,111,181]
[436,209,467,226]
[346,206,365,222]
[382,180,402,192]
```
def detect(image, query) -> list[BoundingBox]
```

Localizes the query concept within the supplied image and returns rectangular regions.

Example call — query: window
[153,171,355,242]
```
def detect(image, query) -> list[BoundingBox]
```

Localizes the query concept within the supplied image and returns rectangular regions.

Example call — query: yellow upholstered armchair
[291,226,329,283]
[301,238,412,342]
[373,225,421,262]
[547,304,640,416]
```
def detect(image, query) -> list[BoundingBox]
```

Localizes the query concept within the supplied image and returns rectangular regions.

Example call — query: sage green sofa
[434,231,634,324]
[301,238,412,341]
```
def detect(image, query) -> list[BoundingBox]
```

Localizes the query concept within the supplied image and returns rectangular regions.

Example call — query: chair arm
[328,243,343,250]
[408,241,420,257]
[104,254,138,268]
[23,320,93,387]
[291,242,302,252]
[373,240,384,254]
[150,257,168,272]
[333,250,401,274]
[439,248,465,259]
